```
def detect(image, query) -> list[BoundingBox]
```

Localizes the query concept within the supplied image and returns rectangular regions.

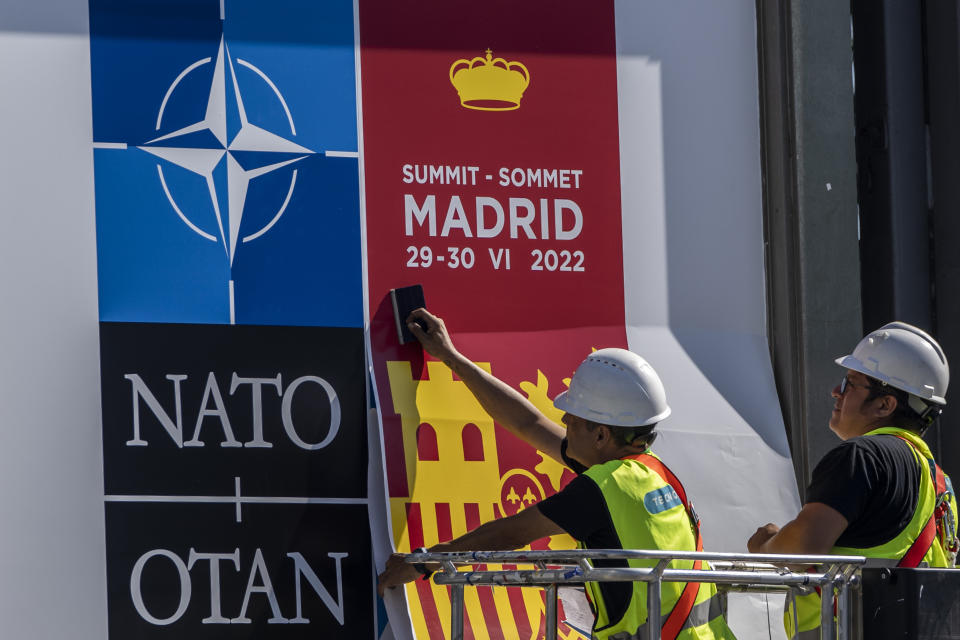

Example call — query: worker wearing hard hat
[748,322,958,637]
[378,308,736,640]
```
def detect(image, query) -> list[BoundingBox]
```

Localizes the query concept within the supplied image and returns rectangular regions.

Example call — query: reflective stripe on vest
[608,590,727,640]
[795,627,823,640]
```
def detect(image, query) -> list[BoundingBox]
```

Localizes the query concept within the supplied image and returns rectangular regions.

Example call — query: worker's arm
[377,505,564,596]
[747,502,849,556]
[407,308,566,463]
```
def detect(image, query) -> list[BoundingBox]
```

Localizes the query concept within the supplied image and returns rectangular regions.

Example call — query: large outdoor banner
[360,0,627,637]
[89,0,373,637]
[83,0,802,638]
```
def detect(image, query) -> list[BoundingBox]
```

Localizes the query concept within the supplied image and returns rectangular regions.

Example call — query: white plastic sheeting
[617,2,801,638]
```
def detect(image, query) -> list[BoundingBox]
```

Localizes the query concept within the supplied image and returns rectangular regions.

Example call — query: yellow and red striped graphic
[387,360,587,640]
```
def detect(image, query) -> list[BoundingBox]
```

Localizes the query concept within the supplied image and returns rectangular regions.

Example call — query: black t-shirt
[806,434,921,548]
[535,440,634,629]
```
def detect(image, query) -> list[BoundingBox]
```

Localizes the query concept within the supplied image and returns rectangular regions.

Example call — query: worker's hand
[747,523,780,553]
[377,552,422,597]
[407,308,458,361]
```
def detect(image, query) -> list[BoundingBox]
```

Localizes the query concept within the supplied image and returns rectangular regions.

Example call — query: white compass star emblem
[139,35,314,266]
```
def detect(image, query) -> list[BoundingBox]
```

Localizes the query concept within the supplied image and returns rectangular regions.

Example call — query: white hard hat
[553,348,671,427]
[835,321,949,406]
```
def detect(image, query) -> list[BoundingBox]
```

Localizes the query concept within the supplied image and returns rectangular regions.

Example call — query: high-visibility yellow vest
[581,453,736,640]
[785,427,958,640]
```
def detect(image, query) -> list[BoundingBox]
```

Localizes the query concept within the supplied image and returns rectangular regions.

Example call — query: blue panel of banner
[90,0,362,327]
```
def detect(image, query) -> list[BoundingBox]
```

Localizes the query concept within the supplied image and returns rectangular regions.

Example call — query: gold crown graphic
[449,48,530,111]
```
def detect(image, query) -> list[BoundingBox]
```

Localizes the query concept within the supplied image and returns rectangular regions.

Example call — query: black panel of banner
[99,322,372,638]
[100,322,367,497]
[105,501,372,637]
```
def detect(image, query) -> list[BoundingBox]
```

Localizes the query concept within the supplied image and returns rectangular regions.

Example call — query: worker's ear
[594,424,612,448]
[872,394,898,418]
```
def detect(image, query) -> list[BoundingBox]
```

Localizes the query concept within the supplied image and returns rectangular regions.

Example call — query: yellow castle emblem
[449,48,530,111]
[386,359,585,640]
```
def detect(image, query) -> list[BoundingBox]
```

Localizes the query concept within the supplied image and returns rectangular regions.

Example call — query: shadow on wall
[672,326,794,458]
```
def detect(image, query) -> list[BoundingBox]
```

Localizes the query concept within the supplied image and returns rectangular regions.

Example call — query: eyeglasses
[839,376,872,395]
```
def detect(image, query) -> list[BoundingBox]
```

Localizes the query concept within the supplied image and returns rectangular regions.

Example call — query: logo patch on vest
[643,485,682,514]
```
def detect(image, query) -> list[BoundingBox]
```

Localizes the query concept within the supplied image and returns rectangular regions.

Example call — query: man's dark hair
[866,380,927,433]
[585,420,658,449]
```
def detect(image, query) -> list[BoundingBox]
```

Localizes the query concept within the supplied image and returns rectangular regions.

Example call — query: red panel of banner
[361,0,625,636]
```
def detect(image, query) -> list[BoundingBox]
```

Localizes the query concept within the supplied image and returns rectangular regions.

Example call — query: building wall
[0,1,107,636]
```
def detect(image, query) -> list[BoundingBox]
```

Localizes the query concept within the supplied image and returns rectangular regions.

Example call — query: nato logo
[90,0,362,326]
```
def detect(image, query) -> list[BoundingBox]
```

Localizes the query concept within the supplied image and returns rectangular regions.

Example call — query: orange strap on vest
[627,454,703,640]
[894,437,947,568]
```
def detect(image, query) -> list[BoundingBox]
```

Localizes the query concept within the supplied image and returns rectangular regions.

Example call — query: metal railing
[405,549,866,640]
